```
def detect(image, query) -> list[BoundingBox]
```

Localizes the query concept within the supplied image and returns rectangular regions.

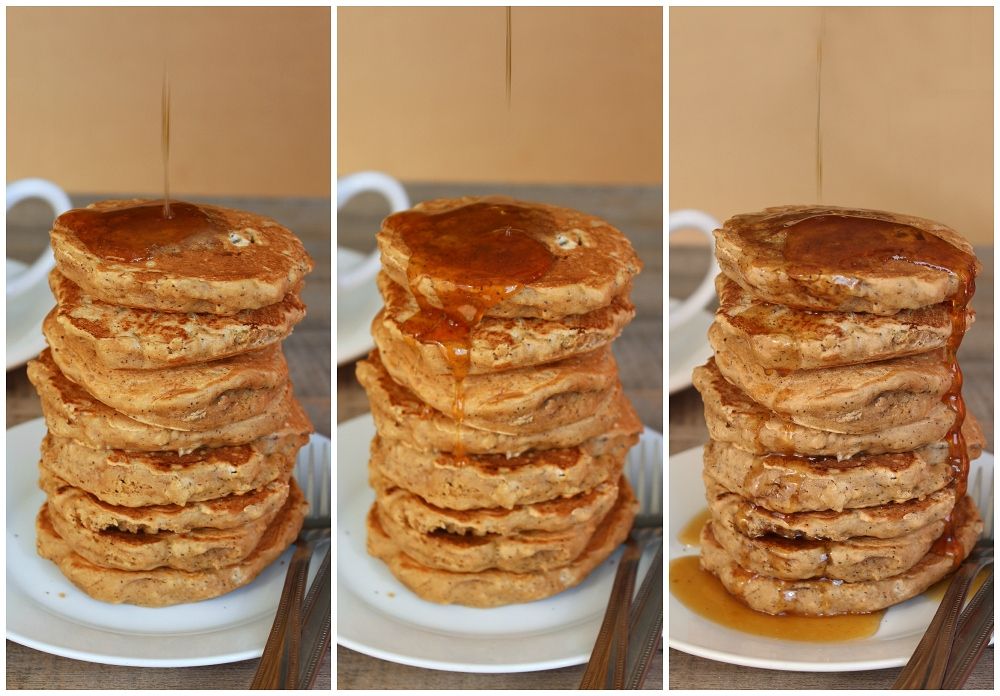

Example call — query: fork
[892,465,994,689]
[252,437,332,690]
[580,452,663,690]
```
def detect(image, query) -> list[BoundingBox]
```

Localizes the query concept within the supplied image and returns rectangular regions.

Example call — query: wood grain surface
[5,195,331,690]
[668,244,994,690]
[336,183,663,690]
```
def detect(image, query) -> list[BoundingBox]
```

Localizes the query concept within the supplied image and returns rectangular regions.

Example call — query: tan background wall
[8,6,331,197]
[338,7,662,185]
[670,6,993,244]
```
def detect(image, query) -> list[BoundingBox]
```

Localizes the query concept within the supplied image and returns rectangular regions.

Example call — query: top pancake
[50,199,314,314]
[377,196,642,319]
[714,205,980,314]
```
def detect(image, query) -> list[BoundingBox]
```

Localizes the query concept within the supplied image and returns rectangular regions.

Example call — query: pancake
[372,471,619,536]
[693,358,957,458]
[40,469,291,534]
[699,496,982,615]
[713,274,969,370]
[46,312,288,431]
[357,349,641,455]
[374,321,619,433]
[372,480,625,573]
[376,272,634,374]
[40,431,308,507]
[711,324,953,434]
[370,434,635,510]
[702,437,982,514]
[708,498,945,582]
[36,482,307,606]
[366,479,637,607]
[45,485,284,572]
[713,205,980,315]
[28,350,304,452]
[704,475,957,542]
[377,196,642,320]
[50,199,314,314]
[49,270,306,369]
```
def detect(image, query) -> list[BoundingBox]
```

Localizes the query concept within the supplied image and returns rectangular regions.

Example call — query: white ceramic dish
[667,298,713,393]
[668,444,994,671]
[6,258,53,370]
[6,418,330,667]
[336,413,662,673]
[337,248,381,365]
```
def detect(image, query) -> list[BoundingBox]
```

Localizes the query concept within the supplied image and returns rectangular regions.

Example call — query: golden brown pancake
[713,274,969,370]
[711,323,954,434]
[370,434,634,510]
[693,358,958,458]
[35,482,307,606]
[40,468,291,534]
[40,431,308,507]
[376,272,634,374]
[46,312,288,431]
[699,496,982,615]
[366,479,637,607]
[49,270,305,369]
[356,349,641,456]
[28,349,306,452]
[377,196,642,320]
[374,321,619,434]
[714,205,980,314]
[50,199,314,314]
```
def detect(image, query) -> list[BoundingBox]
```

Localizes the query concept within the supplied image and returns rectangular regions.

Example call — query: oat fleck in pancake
[49,270,305,369]
[50,199,314,314]
[377,196,642,320]
[714,205,981,314]
[35,482,307,607]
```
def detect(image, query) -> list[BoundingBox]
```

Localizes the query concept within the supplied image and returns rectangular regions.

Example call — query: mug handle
[6,178,73,298]
[337,171,410,290]
[668,209,721,329]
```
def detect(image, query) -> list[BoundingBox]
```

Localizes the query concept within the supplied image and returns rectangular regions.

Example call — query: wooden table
[6,195,331,690]
[668,244,994,690]
[337,183,663,689]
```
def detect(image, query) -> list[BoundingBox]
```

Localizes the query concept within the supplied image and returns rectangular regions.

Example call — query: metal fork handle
[299,547,332,689]
[893,545,994,689]
[579,539,642,689]
[626,541,663,690]
[942,573,994,689]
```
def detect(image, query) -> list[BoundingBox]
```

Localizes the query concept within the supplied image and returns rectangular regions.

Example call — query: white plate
[6,418,330,667]
[337,248,381,364]
[668,445,995,671]
[667,298,713,394]
[336,413,662,673]
[6,258,54,370]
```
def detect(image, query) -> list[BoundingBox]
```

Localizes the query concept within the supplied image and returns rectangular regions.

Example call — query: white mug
[668,209,721,330]
[7,178,72,298]
[337,171,409,290]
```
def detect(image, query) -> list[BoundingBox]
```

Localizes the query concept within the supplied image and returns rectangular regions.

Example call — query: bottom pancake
[699,495,982,615]
[36,482,307,606]
[366,480,638,607]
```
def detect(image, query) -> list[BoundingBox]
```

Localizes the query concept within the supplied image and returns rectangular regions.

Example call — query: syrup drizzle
[505,7,512,108]
[162,67,172,219]
[390,199,555,455]
[815,12,824,203]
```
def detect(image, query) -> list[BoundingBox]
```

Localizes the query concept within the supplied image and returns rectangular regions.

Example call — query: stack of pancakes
[28,199,314,606]
[692,205,984,615]
[357,196,644,607]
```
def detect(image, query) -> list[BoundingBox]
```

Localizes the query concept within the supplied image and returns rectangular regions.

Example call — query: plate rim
[667,443,995,672]
[5,417,331,667]
[335,412,664,673]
